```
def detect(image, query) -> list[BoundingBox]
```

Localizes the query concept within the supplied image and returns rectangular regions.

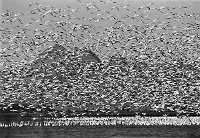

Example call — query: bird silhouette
[29,2,39,7]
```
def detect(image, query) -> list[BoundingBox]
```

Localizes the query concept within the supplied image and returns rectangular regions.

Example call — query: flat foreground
[0,124,200,138]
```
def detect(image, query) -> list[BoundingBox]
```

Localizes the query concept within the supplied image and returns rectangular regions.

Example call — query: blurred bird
[76,0,84,4]
[29,2,39,7]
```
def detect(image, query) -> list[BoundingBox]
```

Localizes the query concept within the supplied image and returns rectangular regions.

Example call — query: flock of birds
[0,0,200,117]
[0,0,200,67]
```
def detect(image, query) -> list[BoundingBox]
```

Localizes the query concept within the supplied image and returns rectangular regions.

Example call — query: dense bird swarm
[0,0,200,118]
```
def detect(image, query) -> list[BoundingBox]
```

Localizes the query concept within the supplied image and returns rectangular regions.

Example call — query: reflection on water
[0,125,200,138]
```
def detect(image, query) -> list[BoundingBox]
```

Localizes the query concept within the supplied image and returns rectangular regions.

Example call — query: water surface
[1,125,200,138]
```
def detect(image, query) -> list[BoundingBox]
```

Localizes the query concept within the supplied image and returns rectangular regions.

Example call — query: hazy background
[1,0,199,13]
[0,0,200,69]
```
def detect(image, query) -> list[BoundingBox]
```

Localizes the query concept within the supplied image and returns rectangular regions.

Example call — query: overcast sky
[1,0,200,13]
[0,0,200,69]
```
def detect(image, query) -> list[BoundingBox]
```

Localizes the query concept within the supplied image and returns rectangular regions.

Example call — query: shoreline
[1,116,200,127]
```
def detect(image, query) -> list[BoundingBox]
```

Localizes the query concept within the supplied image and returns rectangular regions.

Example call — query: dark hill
[29,44,101,68]
[1,44,200,117]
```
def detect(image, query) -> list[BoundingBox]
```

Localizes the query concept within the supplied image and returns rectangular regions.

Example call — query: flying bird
[29,2,39,7]
[111,6,120,11]
[76,0,84,4]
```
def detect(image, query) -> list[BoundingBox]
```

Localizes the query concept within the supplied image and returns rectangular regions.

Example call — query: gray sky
[1,0,199,13]
[0,0,200,69]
